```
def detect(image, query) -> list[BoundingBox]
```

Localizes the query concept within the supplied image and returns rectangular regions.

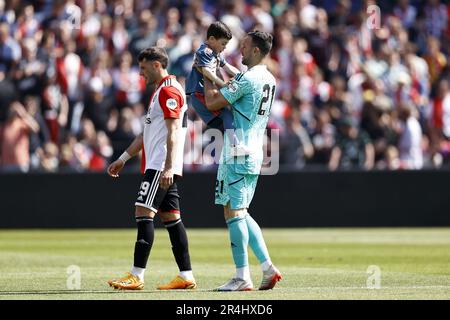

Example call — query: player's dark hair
[138,47,169,69]
[248,30,273,57]
[207,21,232,40]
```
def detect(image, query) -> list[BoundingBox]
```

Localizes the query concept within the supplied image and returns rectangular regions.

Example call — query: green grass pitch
[0,228,449,300]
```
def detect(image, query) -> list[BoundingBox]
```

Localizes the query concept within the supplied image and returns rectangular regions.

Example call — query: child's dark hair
[207,21,232,40]
[138,47,169,69]
[248,31,273,56]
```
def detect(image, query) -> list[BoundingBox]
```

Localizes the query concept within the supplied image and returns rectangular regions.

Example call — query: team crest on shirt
[204,47,213,55]
[166,98,177,110]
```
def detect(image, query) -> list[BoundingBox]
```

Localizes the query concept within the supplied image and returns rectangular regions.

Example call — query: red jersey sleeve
[158,86,184,119]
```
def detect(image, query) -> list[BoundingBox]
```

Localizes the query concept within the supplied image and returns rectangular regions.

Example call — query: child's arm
[194,46,239,87]
[221,61,240,77]
[200,66,228,88]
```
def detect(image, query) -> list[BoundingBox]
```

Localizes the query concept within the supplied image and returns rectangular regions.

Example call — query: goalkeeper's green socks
[245,213,272,271]
[226,215,249,273]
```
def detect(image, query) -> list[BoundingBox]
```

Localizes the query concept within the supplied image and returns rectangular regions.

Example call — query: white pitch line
[0,286,449,295]
[0,289,217,295]
[278,286,450,290]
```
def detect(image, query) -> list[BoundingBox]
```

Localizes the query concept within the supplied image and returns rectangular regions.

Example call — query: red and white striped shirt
[142,75,187,176]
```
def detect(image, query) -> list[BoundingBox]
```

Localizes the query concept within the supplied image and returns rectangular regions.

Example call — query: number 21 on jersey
[257,84,276,116]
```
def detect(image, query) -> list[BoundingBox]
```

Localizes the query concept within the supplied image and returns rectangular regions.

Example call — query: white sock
[261,260,272,272]
[179,270,194,281]
[236,266,251,281]
[131,266,146,282]
[180,270,195,281]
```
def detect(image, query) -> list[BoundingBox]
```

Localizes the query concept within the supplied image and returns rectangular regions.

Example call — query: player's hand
[160,168,174,189]
[107,159,125,178]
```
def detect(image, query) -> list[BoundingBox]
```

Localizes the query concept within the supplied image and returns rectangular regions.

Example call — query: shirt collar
[156,74,175,89]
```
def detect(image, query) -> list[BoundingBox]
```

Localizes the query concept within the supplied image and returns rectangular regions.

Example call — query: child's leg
[189,93,236,133]
[189,93,218,126]
[219,108,234,130]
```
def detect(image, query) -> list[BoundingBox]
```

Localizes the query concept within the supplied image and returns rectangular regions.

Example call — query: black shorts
[135,169,181,214]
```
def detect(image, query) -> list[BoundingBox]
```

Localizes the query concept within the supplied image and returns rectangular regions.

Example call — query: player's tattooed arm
[204,77,229,111]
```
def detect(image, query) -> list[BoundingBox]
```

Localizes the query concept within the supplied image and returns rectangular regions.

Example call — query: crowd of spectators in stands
[1,0,450,173]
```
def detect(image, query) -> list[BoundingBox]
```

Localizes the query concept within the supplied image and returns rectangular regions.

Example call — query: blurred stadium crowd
[1,0,450,173]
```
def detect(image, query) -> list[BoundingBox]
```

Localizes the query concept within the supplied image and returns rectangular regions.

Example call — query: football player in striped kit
[107,47,196,290]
